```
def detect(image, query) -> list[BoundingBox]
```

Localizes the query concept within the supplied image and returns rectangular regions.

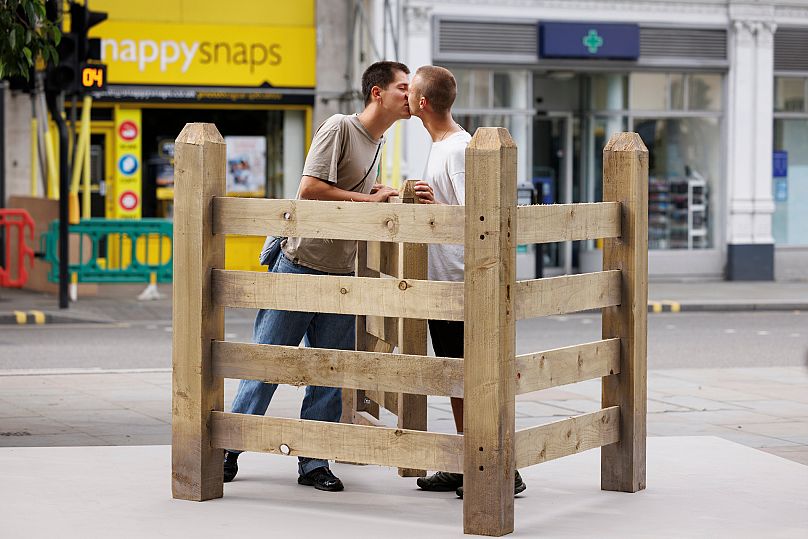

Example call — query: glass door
[532,113,574,275]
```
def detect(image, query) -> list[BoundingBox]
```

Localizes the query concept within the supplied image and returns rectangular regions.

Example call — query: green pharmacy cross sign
[582,29,604,54]
[539,22,639,60]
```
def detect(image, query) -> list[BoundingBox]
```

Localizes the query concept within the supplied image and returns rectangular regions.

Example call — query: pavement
[3,438,807,538]
[0,283,806,463]
[2,279,808,325]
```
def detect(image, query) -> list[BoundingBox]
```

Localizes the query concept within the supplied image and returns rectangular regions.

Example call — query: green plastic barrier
[41,218,173,284]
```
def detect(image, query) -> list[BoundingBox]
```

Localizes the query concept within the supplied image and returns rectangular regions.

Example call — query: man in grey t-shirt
[224,61,411,491]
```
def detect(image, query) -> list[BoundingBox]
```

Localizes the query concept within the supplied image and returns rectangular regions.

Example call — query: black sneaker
[416,471,464,492]
[298,466,344,492]
[455,471,526,498]
[223,451,239,483]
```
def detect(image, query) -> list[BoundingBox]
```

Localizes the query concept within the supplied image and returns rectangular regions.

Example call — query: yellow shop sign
[92,22,315,88]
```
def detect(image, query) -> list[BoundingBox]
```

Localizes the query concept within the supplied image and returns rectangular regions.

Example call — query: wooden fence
[171,123,648,537]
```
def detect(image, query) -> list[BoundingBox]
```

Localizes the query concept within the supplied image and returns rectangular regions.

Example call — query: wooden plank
[397,225,429,478]
[353,410,386,428]
[515,339,621,395]
[212,341,464,397]
[171,123,225,501]
[516,202,621,244]
[365,314,398,346]
[210,412,464,473]
[463,127,516,536]
[365,242,401,278]
[514,407,620,469]
[345,241,374,425]
[514,270,621,320]
[212,270,464,321]
[213,197,465,244]
[601,132,648,494]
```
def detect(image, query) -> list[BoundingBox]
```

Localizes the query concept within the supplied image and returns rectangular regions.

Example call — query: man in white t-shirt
[409,65,526,499]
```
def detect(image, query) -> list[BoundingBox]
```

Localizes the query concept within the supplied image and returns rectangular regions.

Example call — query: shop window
[629,73,667,110]
[471,69,491,108]
[669,74,686,110]
[634,117,719,250]
[773,119,808,246]
[589,74,627,110]
[689,73,722,111]
[453,69,471,109]
[630,72,723,112]
[775,77,806,112]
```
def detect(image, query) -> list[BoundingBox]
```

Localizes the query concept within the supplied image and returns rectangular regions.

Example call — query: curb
[648,301,807,313]
[0,310,110,325]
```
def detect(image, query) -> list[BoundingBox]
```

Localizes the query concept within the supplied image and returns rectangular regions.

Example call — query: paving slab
[2,437,806,538]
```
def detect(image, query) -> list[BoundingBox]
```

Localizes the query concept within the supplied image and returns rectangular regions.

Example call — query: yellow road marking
[651,302,662,313]
[29,310,46,324]
[14,311,27,324]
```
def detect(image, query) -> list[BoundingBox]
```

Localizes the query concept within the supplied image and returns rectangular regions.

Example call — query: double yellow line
[12,310,47,324]
[649,301,681,313]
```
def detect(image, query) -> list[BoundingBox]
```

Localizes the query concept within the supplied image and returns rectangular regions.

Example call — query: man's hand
[413,180,436,204]
[369,185,399,202]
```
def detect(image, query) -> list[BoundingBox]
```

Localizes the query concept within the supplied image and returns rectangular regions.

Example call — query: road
[0,310,805,371]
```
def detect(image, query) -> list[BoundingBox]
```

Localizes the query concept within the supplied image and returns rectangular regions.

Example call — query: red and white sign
[118,190,139,211]
[118,121,139,141]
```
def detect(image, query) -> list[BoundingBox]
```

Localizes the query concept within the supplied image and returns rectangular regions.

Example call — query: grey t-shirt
[283,114,382,273]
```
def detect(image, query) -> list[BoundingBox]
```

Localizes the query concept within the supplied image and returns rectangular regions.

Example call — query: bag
[258,235,284,267]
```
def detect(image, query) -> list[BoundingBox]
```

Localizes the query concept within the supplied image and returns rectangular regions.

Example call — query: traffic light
[45,2,108,95]
[70,2,108,63]
[46,32,79,94]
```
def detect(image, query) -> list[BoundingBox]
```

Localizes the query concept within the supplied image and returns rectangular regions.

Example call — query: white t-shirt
[425,130,471,282]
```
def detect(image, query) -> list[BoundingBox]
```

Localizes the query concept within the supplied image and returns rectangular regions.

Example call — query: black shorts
[428,320,464,359]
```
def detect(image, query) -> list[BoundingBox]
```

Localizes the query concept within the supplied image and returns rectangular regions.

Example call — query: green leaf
[22,46,32,65]
[52,26,61,46]
[9,28,16,50]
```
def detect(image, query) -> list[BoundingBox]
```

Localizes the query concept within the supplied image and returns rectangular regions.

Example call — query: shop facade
[400,0,808,280]
[82,0,315,269]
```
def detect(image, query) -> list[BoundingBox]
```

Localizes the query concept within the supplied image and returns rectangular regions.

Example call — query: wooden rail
[171,123,648,537]
[516,202,621,244]
[213,196,465,244]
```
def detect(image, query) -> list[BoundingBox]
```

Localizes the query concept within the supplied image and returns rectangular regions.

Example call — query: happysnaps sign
[92,21,315,88]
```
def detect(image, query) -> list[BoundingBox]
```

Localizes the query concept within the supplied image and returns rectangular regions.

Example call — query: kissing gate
[171,123,648,536]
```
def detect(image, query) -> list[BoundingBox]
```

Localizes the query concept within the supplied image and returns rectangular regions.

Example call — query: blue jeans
[229,254,355,475]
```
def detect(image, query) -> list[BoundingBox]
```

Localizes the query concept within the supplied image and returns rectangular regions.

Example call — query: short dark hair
[361,61,410,105]
[414,66,457,114]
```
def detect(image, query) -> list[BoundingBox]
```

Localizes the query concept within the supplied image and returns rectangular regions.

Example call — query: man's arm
[298,176,398,202]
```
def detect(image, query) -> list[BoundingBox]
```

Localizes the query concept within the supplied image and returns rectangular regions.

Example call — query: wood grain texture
[171,123,225,501]
[601,132,648,493]
[514,270,621,319]
[514,407,620,469]
[212,341,463,397]
[463,127,516,536]
[212,269,464,320]
[515,339,620,395]
[397,232,429,477]
[213,197,464,244]
[210,412,464,473]
[516,202,621,244]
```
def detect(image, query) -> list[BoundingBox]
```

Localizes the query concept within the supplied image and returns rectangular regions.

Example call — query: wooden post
[172,123,226,501]
[601,132,648,493]
[397,180,428,477]
[463,128,517,536]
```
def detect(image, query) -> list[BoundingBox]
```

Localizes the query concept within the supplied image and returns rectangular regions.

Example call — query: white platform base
[3,437,807,538]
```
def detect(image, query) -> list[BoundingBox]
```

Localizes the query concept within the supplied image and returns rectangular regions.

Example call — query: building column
[726,11,776,280]
[402,4,432,179]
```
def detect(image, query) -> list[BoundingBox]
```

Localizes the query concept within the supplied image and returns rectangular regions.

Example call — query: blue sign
[539,22,640,60]
[118,154,139,176]
[773,151,788,178]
